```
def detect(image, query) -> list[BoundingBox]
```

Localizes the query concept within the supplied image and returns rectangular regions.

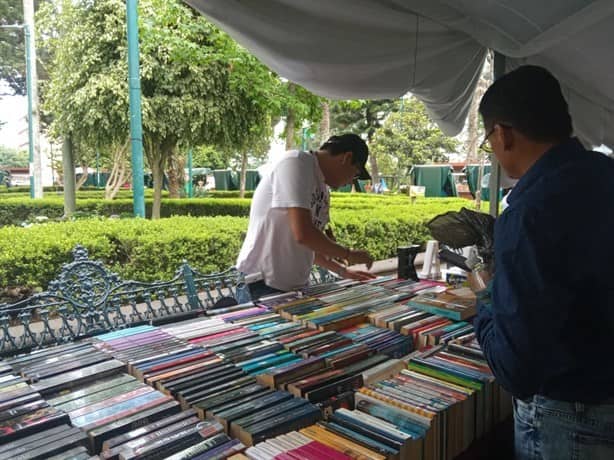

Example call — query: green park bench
[0,245,335,357]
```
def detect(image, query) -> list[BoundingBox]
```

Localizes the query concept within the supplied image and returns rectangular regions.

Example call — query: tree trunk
[475,153,485,212]
[62,135,76,217]
[366,111,379,188]
[285,83,296,150]
[105,140,130,200]
[285,109,296,150]
[144,137,174,220]
[465,91,481,164]
[75,163,89,190]
[166,149,186,198]
[239,151,248,199]
[469,56,492,210]
[112,160,127,200]
[319,101,330,143]
[151,156,164,219]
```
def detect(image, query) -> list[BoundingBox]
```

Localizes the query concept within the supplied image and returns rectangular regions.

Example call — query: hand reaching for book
[346,249,374,269]
[342,269,377,281]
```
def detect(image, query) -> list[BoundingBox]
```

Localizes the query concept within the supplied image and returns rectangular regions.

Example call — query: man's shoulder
[282,150,314,161]
[272,150,315,171]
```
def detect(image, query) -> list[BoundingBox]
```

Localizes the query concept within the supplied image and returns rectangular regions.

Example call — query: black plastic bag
[427,207,495,269]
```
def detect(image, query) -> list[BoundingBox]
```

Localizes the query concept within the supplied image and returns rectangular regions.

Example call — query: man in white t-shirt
[236,134,375,300]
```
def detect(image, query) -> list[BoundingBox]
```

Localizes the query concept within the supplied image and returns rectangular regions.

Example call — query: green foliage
[370,97,459,177]
[0,192,476,226]
[0,196,253,225]
[330,99,398,141]
[0,145,28,167]
[282,83,323,149]
[0,197,476,291]
[0,0,25,95]
[192,145,228,170]
[0,216,247,289]
[37,0,283,216]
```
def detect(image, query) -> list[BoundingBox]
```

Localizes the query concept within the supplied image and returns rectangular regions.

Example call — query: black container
[397,245,420,280]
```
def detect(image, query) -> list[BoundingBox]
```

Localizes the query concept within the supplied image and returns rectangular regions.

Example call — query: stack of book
[0,374,72,447]
[161,317,285,366]
[44,372,180,452]
[99,409,245,460]
[93,325,190,365]
[0,424,90,459]
[368,303,474,348]
[266,283,408,333]
[338,323,413,358]
[299,423,390,459]
[406,289,477,322]
[367,276,446,297]
[344,341,512,460]
[225,397,321,447]
[299,279,359,297]
[241,430,352,459]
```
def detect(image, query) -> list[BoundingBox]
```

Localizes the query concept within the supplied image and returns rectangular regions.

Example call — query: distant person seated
[194,179,207,197]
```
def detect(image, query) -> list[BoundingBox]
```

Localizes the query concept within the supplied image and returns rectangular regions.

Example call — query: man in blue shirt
[473,65,614,459]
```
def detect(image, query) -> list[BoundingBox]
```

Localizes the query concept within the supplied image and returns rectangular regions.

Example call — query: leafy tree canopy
[330,99,398,141]
[370,97,458,177]
[38,0,280,152]
[0,0,25,95]
[0,145,28,167]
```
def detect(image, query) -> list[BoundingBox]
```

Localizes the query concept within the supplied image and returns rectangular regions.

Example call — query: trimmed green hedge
[0,185,100,194]
[0,197,474,292]
[0,197,253,225]
[0,217,247,291]
[0,192,478,226]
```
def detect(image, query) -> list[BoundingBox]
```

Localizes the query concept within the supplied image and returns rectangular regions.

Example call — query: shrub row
[0,193,476,227]
[0,197,472,292]
[0,217,248,292]
[0,197,253,225]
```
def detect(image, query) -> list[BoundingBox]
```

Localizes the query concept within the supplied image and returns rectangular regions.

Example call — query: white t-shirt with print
[236,150,330,291]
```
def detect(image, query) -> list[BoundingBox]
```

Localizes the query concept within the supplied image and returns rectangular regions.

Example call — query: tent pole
[488,52,505,217]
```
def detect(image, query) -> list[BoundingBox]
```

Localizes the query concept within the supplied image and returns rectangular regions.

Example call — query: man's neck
[515,140,561,178]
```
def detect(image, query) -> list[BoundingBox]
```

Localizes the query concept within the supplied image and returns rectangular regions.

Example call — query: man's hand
[343,269,377,281]
[347,249,374,269]
[467,270,492,293]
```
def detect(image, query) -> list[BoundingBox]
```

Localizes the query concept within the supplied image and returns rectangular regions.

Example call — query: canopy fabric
[186,0,614,149]
[410,165,457,197]
[464,164,492,198]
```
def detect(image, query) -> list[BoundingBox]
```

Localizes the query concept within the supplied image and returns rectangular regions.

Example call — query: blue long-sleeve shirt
[474,138,614,402]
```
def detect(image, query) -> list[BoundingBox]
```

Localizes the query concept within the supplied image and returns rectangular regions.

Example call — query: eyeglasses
[479,123,513,154]
[479,127,495,154]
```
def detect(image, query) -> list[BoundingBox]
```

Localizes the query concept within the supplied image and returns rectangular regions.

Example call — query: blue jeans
[514,395,614,460]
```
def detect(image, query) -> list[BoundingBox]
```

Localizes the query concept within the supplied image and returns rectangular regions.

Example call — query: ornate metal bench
[0,245,244,356]
[0,245,337,357]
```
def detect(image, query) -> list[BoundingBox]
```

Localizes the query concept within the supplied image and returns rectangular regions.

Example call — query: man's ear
[342,151,353,164]
[496,125,514,151]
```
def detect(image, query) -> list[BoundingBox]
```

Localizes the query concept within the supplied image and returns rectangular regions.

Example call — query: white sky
[0,91,28,149]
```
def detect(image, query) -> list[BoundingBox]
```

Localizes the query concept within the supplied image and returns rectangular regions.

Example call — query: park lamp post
[126,0,145,217]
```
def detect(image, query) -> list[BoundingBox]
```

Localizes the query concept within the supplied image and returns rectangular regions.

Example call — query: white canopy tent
[186,0,614,149]
[186,0,614,214]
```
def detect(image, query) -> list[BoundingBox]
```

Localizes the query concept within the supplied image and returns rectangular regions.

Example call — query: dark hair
[479,65,572,143]
[319,134,370,180]
[320,134,367,161]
